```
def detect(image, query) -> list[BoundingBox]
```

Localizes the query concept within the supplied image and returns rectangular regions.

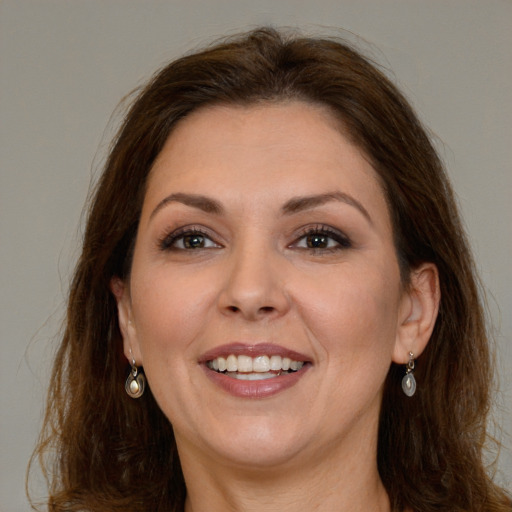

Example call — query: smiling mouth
[206,354,305,381]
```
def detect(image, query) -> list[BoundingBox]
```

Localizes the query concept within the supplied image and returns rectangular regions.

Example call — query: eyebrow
[149,193,224,220]
[149,190,372,224]
[282,192,372,224]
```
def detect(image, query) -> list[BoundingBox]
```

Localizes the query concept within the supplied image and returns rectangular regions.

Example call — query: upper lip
[198,343,311,364]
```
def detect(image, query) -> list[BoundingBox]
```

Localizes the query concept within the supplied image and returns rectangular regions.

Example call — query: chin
[178,414,312,470]
[210,436,306,470]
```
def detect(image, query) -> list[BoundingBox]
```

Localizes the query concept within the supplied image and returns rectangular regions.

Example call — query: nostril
[225,305,275,315]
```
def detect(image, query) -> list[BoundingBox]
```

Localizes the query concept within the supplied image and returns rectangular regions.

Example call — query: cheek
[295,265,401,363]
[128,267,218,419]
[130,266,215,363]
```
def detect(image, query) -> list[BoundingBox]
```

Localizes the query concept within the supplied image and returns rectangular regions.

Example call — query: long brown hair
[32,27,510,511]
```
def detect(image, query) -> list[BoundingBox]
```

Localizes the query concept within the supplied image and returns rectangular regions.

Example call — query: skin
[112,101,439,511]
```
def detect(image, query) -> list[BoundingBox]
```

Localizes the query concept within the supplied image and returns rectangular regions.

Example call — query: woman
[33,28,510,511]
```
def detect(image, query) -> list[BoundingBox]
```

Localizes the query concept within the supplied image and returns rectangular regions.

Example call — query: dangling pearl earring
[125,351,145,399]
[401,352,416,397]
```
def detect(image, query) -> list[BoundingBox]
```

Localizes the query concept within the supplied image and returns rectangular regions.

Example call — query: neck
[180,431,390,512]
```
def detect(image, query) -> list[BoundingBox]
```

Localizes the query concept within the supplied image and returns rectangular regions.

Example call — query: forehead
[144,101,388,222]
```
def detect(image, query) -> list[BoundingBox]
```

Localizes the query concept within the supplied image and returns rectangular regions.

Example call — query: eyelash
[157,224,352,252]
[158,226,218,251]
[292,225,352,252]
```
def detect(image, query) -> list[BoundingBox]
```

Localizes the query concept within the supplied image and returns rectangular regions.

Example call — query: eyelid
[157,225,221,251]
[157,223,351,252]
[290,224,352,250]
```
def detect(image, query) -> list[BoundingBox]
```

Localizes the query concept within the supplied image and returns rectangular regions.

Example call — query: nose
[217,240,290,321]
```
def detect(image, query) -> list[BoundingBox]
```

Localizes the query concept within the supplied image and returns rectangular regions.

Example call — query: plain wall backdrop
[1,1,511,510]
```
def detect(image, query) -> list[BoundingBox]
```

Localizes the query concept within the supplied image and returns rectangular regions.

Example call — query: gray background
[1,1,510,510]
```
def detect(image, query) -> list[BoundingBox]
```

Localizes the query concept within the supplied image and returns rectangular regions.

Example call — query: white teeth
[226,354,238,372]
[269,355,282,371]
[226,371,276,381]
[252,355,270,372]
[206,354,306,374]
[290,360,304,371]
[237,355,253,372]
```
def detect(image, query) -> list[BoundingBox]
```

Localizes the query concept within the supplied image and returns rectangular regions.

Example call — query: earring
[125,353,145,399]
[401,352,416,397]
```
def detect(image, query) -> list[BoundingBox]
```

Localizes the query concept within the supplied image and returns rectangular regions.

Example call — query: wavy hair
[31,27,510,511]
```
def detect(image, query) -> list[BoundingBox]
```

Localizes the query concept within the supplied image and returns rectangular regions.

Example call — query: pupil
[184,234,204,249]
[307,234,328,248]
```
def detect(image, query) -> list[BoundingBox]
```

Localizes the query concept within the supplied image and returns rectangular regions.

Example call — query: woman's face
[115,101,422,469]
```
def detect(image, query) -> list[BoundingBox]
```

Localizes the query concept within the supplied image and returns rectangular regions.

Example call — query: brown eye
[183,234,206,249]
[159,228,220,251]
[306,234,329,249]
[293,226,351,251]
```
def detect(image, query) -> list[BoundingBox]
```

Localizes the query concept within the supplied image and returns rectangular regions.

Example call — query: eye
[292,226,351,251]
[159,227,220,251]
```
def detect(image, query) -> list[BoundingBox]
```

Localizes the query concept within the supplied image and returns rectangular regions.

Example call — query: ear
[110,277,143,365]
[393,263,440,364]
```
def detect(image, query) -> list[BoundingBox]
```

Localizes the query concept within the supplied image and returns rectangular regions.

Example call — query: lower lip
[201,365,310,399]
